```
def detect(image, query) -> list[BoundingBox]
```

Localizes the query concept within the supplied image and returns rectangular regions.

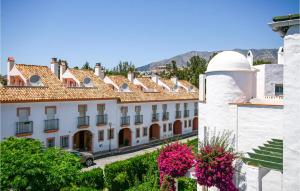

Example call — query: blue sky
[1,0,299,73]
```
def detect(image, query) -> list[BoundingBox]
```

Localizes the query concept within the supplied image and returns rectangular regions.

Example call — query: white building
[0,59,199,153]
[198,15,299,191]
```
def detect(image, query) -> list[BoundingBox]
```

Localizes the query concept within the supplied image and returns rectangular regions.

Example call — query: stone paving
[84,135,197,171]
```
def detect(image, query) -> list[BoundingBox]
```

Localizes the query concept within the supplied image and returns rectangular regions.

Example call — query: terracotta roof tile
[1,64,198,103]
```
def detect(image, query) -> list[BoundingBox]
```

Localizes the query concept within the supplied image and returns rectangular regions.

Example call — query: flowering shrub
[195,131,238,191]
[158,142,195,191]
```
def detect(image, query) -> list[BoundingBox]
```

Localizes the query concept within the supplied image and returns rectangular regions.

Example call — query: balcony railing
[184,110,189,118]
[135,115,143,125]
[44,119,59,132]
[77,116,90,128]
[175,111,181,119]
[194,109,198,116]
[121,116,130,126]
[96,114,108,126]
[16,121,33,135]
[162,112,169,121]
[152,113,159,122]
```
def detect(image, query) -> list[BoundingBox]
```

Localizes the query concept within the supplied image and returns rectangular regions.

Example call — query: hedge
[79,168,104,190]
[104,138,197,191]
[104,151,159,191]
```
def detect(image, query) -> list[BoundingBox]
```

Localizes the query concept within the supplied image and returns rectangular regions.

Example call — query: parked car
[67,149,94,166]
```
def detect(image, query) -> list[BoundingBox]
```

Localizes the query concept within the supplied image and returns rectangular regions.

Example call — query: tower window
[275,84,283,96]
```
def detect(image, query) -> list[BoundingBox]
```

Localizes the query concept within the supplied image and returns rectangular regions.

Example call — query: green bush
[187,138,198,153]
[0,137,81,191]
[104,151,159,191]
[79,168,104,190]
[178,177,197,191]
[125,181,160,191]
[60,184,99,191]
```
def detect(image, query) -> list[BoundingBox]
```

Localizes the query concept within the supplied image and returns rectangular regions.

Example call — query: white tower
[277,47,284,64]
[247,50,253,66]
[199,51,255,148]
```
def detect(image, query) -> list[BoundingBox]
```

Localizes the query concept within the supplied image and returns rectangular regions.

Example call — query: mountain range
[136,49,278,71]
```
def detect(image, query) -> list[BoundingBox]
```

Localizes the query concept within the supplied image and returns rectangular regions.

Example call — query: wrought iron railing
[77,116,90,128]
[121,116,130,126]
[16,121,33,135]
[96,114,108,125]
[135,115,143,124]
[44,119,59,132]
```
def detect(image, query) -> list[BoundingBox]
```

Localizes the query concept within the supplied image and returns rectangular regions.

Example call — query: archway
[149,124,160,140]
[193,117,198,131]
[119,128,131,147]
[173,120,182,135]
[73,130,92,151]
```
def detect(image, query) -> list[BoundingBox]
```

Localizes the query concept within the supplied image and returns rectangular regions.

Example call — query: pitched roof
[1,64,198,103]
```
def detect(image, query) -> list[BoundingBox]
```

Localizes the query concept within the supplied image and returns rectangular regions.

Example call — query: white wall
[283,24,300,191]
[0,99,198,152]
[255,64,283,98]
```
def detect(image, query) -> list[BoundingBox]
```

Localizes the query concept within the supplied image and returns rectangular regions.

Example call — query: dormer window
[171,85,178,92]
[120,83,130,92]
[83,77,93,87]
[188,86,194,92]
[29,75,43,86]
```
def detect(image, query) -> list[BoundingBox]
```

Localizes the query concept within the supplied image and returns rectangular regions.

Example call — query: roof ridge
[16,64,48,68]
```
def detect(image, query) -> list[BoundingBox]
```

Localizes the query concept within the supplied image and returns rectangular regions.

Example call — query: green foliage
[187,138,199,153]
[79,168,104,190]
[159,56,207,87]
[186,56,207,87]
[0,74,7,85]
[82,62,93,70]
[253,59,272,66]
[105,61,136,77]
[60,184,99,191]
[104,151,159,191]
[178,177,197,191]
[125,181,160,191]
[0,137,82,191]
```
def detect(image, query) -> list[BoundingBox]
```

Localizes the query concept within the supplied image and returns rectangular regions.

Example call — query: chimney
[278,47,284,64]
[151,74,159,84]
[127,72,134,83]
[50,58,59,77]
[171,76,178,85]
[7,57,15,85]
[94,63,105,80]
[247,50,253,66]
[60,60,67,81]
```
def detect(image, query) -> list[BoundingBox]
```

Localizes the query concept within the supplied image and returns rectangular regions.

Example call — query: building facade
[0,60,198,153]
[197,15,299,191]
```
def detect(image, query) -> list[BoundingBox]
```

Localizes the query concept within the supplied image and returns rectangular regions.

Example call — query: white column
[283,24,300,191]
[199,74,206,101]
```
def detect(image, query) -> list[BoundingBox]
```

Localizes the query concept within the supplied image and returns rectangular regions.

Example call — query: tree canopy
[0,137,82,191]
[105,61,136,77]
[159,56,207,87]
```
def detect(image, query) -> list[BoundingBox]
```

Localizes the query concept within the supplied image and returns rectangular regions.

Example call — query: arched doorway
[173,120,182,135]
[193,117,198,131]
[73,130,92,151]
[119,128,131,147]
[149,124,160,140]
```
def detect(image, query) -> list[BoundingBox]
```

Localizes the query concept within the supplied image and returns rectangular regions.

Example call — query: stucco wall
[255,64,283,98]
[1,100,197,153]
[283,25,300,190]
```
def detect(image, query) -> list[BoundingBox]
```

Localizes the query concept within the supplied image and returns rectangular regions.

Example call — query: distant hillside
[137,49,278,71]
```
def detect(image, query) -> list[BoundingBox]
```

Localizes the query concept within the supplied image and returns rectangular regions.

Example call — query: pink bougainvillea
[195,145,238,191]
[158,142,195,191]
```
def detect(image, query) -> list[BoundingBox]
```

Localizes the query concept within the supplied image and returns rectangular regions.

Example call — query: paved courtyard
[84,135,197,171]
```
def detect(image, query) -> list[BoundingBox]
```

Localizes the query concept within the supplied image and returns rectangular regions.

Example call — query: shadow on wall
[235,160,247,191]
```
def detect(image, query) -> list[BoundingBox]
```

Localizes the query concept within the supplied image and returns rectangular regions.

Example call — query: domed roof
[206,51,251,72]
